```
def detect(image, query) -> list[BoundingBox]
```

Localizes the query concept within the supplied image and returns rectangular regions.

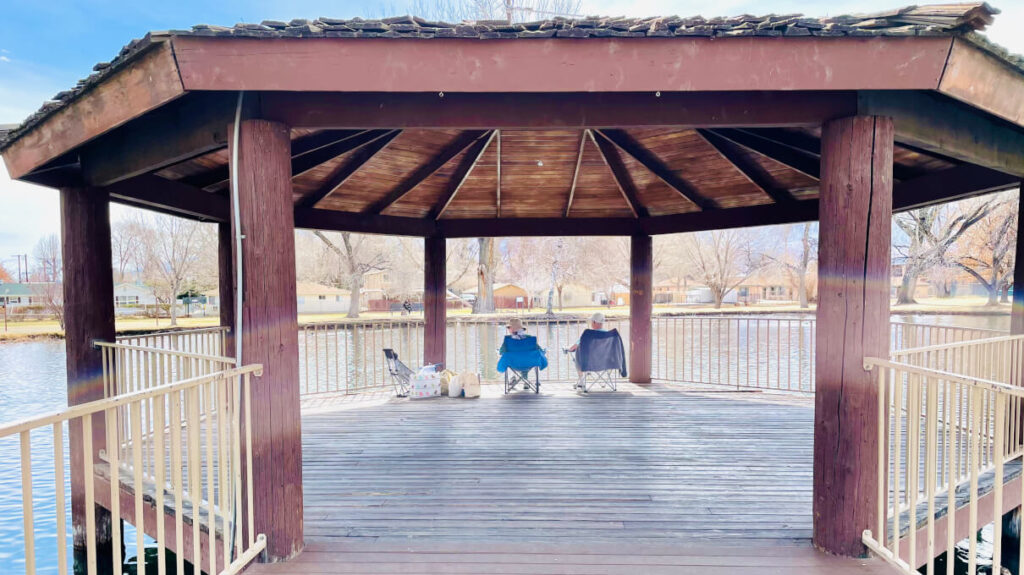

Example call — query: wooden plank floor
[249,384,898,574]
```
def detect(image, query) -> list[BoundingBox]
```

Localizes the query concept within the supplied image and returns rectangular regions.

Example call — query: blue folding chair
[497,335,548,394]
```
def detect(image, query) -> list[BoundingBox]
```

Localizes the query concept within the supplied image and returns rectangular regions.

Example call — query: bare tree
[112,217,146,283]
[313,231,389,318]
[893,199,997,305]
[766,223,817,308]
[952,192,1018,306]
[142,215,212,326]
[32,234,61,283]
[32,282,64,329]
[684,229,763,309]
[473,237,496,313]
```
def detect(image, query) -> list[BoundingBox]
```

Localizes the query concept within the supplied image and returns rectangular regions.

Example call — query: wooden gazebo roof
[2,3,1022,237]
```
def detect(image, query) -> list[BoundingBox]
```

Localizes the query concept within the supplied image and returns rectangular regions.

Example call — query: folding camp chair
[565,328,627,392]
[383,348,415,397]
[497,335,548,394]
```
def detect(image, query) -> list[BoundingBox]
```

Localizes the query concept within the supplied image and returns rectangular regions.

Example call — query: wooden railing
[116,326,230,357]
[1,365,266,575]
[99,342,236,397]
[862,351,1024,575]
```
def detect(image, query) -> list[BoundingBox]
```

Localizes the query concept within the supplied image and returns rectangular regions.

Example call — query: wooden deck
[249,383,898,574]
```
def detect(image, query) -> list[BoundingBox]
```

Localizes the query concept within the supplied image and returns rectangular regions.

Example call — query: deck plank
[249,386,897,574]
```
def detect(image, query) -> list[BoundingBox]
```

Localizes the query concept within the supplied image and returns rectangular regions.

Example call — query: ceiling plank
[695,129,795,204]
[299,130,401,209]
[706,128,820,180]
[597,129,717,211]
[367,130,487,214]
[432,131,496,220]
[291,129,391,178]
[565,131,587,217]
[589,131,646,219]
[496,130,502,218]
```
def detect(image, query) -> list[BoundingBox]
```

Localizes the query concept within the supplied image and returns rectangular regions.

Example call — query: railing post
[60,185,117,567]
[813,115,893,557]
[218,221,236,359]
[630,234,653,384]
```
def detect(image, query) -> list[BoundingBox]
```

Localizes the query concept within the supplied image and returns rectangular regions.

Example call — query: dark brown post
[630,234,653,383]
[60,186,116,567]
[217,221,235,358]
[424,235,446,367]
[813,115,893,556]
[229,118,303,561]
[1012,186,1024,335]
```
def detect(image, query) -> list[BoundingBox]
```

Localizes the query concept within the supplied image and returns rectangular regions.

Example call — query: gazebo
[2,2,1023,572]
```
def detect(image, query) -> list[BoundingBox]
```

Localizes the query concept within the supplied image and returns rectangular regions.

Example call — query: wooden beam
[298,130,401,209]
[565,131,587,217]
[259,91,859,130]
[230,118,303,561]
[3,41,184,180]
[294,207,435,237]
[367,130,487,214]
[641,201,819,235]
[598,129,716,211]
[496,130,502,218]
[432,131,495,219]
[939,38,1024,128]
[813,115,893,557]
[105,174,229,222]
[60,186,116,565]
[438,217,642,238]
[80,91,237,187]
[1014,187,1024,335]
[423,236,446,367]
[893,164,1019,211]
[706,129,820,179]
[629,234,653,384]
[173,35,952,93]
[859,91,1024,178]
[590,131,646,218]
[695,129,794,204]
[217,222,235,359]
[291,129,391,178]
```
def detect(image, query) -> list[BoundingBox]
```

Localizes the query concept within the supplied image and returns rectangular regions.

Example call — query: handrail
[863,356,1024,398]
[890,333,1024,358]
[97,341,237,364]
[0,365,262,439]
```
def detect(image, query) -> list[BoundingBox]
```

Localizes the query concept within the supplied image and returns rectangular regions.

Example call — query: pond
[0,313,1013,574]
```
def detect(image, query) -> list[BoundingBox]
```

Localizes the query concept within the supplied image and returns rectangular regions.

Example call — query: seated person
[568,312,606,353]
[497,318,548,372]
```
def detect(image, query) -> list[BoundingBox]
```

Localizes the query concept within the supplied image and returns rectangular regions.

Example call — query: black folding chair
[383,348,414,397]
[565,329,627,392]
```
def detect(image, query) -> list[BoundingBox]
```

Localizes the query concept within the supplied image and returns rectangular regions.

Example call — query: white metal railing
[1,365,266,575]
[862,356,1024,575]
[99,342,236,397]
[117,326,230,357]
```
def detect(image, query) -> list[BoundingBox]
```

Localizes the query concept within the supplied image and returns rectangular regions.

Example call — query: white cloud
[0,56,10,63]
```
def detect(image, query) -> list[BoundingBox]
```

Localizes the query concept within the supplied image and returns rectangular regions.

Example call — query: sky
[1,0,1022,273]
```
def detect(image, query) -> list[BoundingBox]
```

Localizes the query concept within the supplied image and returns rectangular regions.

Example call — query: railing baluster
[105,408,122,575]
[20,430,35,575]
[83,417,97,575]
[53,423,68,575]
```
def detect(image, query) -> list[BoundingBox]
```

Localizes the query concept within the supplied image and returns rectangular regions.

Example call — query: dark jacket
[576,328,627,377]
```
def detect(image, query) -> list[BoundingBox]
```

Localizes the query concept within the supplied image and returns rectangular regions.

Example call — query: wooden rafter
[589,130,647,219]
[496,130,502,218]
[299,130,401,209]
[565,130,587,217]
[367,130,487,214]
[596,129,717,211]
[179,129,368,190]
[695,129,795,204]
[431,131,496,219]
[291,129,391,178]
[706,129,820,180]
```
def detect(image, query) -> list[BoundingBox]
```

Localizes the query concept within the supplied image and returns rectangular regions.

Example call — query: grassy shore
[0,297,1010,342]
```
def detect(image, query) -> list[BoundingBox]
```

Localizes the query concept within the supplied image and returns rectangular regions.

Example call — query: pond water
[0,313,1013,574]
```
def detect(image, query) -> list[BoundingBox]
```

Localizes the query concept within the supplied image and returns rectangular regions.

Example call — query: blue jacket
[497,335,548,372]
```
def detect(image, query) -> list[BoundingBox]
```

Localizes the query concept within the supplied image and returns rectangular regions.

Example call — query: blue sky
[1,0,1022,269]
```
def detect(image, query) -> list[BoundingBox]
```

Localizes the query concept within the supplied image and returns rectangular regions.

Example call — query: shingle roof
[0,3,1016,152]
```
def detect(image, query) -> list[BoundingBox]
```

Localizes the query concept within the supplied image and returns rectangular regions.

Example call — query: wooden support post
[813,115,893,556]
[630,234,653,384]
[1013,185,1024,335]
[424,236,446,367]
[217,221,235,358]
[229,118,303,561]
[60,186,116,568]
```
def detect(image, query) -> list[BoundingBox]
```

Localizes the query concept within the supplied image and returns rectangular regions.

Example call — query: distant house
[654,279,688,304]
[206,281,352,315]
[114,283,158,314]
[0,282,50,311]
[465,283,531,309]
[592,284,630,307]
